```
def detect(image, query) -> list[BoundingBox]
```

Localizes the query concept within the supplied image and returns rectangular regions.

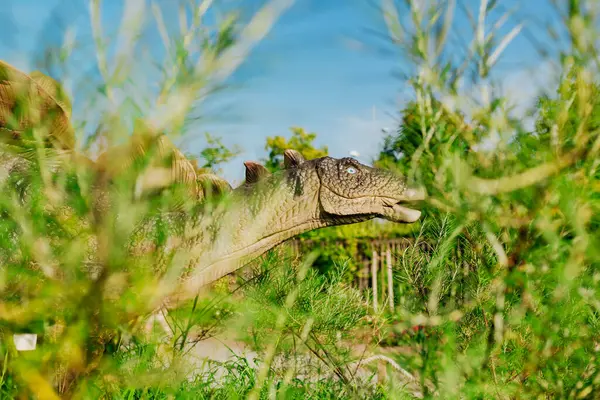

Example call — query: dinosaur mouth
[381,188,426,223]
[382,201,422,223]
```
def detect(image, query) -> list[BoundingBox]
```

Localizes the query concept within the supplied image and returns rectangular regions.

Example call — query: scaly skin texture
[129,152,426,306]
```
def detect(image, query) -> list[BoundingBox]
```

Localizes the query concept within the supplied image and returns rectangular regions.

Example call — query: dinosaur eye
[346,167,357,174]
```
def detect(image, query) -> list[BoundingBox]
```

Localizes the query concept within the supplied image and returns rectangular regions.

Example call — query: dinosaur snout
[403,186,427,203]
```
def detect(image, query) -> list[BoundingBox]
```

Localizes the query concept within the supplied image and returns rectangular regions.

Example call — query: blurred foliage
[2,0,600,398]
[0,1,303,398]
[534,68,600,157]
[360,0,600,397]
[376,97,471,176]
[186,132,242,173]
[262,127,328,173]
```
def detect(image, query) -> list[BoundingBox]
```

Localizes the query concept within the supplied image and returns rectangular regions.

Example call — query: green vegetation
[1,0,600,399]
[188,132,242,173]
[263,127,328,173]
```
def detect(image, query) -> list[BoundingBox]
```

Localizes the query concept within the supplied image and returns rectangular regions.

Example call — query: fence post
[363,260,369,302]
[371,249,378,312]
[386,246,394,311]
[380,243,385,307]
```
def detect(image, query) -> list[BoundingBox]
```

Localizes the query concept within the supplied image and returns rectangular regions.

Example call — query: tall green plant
[372,0,600,397]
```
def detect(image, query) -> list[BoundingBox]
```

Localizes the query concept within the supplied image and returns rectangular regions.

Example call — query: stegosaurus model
[0,61,425,311]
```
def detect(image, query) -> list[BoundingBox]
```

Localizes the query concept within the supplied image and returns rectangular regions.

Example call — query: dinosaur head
[313,155,425,224]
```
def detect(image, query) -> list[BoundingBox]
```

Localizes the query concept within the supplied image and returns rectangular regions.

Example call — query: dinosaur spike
[0,60,75,150]
[198,173,232,199]
[283,149,305,168]
[244,161,270,184]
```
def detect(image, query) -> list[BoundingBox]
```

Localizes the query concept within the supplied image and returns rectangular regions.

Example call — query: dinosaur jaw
[380,188,426,223]
[381,201,422,223]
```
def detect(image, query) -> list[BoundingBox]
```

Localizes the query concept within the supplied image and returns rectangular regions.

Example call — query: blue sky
[0,0,563,184]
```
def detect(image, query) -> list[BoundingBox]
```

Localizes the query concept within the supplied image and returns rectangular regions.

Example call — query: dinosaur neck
[181,167,325,295]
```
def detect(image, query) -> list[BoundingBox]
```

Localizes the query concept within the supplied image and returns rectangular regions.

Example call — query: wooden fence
[284,238,431,312]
